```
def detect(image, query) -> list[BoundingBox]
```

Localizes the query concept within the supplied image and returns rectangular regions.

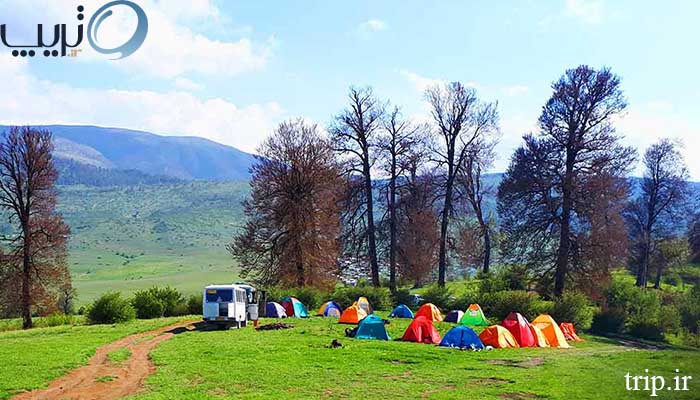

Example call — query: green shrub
[550,292,594,330]
[480,290,547,321]
[628,322,664,341]
[289,287,326,310]
[478,266,530,294]
[36,313,84,328]
[171,302,190,317]
[663,272,683,287]
[157,286,185,317]
[419,284,455,310]
[331,286,391,311]
[87,292,135,324]
[186,294,203,315]
[680,285,700,333]
[391,288,413,307]
[590,308,626,334]
[132,289,165,319]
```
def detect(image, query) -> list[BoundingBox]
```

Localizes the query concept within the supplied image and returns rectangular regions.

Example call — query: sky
[0,0,698,179]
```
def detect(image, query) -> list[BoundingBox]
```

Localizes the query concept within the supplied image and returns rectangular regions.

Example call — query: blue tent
[389,304,414,319]
[265,302,287,318]
[439,325,484,349]
[355,314,391,340]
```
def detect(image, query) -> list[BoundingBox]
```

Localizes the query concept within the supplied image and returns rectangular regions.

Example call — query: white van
[202,284,249,329]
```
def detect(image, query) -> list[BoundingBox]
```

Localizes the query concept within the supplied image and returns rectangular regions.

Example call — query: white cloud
[0,0,271,79]
[357,19,387,37]
[400,70,445,93]
[174,77,204,91]
[564,0,604,24]
[502,85,529,97]
[0,55,283,153]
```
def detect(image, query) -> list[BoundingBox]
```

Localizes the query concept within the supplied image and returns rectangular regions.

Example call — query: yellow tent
[532,314,571,348]
[479,325,519,348]
[528,323,551,347]
[354,297,372,314]
[339,305,368,324]
[415,303,444,322]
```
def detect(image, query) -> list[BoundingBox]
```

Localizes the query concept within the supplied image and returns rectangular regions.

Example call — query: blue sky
[0,0,698,178]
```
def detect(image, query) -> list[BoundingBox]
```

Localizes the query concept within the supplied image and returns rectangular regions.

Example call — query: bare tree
[498,66,636,297]
[229,119,342,289]
[626,139,689,287]
[0,127,70,328]
[330,87,385,287]
[425,82,499,287]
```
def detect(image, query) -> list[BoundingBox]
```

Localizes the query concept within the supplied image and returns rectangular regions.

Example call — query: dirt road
[13,320,198,400]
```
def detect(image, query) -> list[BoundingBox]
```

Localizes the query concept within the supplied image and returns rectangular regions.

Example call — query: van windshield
[205,289,233,303]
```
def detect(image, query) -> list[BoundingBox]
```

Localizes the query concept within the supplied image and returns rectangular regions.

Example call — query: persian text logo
[0,1,148,59]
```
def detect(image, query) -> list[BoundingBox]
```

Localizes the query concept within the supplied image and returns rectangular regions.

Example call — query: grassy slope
[55,182,249,303]
[0,316,195,399]
[137,316,700,400]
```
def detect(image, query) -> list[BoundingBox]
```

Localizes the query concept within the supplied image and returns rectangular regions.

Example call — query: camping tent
[502,312,536,347]
[355,297,372,314]
[479,325,520,348]
[439,325,484,349]
[339,305,368,324]
[265,302,287,318]
[389,304,414,318]
[415,303,444,322]
[532,315,571,348]
[402,316,442,344]
[317,301,342,317]
[460,304,489,326]
[355,314,391,340]
[444,310,464,323]
[280,297,309,318]
[528,323,550,347]
[560,322,583,342]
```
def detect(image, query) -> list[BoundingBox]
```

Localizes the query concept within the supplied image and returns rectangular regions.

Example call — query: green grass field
[2,316,697,399]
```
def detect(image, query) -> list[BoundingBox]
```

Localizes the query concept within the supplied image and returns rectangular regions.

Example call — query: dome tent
[280,297,309,318]
[415,303,443,322]
[338,305,368,324]
[444,310,464,323]
[355,297,372,314]
[265,302,287,318]
[528,323,551,348]
[502,312,536,347]
[479,325,519,348]
[355,314,391,340]
[460,303,489,326]
[439,325,484,350]
[401,316,442,344]
[532,314,571,348]
[389,304,414,318]
[317,301,342,317]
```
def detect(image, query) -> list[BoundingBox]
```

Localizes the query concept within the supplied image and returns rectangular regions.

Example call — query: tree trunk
[22,239,32,329]
[636,234,651,288]
[388,169,397,294]
[482,225,491,274]
[437,177,453,288]
[554,159,573,297]
[653,261,663,289]
[363,160,380,287]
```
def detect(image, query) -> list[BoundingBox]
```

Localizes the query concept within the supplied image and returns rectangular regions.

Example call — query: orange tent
[354,297,372,314]
[415,303,443,322]
[528,323,551,347]
[338,305,368,324]
[401,316,442,344]
[479,325,519,348]
[560,322,583,342]
[532,315,571,348]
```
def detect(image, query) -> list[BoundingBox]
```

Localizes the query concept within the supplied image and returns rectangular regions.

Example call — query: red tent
[401,316,442,344]
[502,312,536,347]
[560,322,583,342]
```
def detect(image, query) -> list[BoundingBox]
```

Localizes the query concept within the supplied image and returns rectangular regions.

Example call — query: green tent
[355,314,391,340]
[460,303,489,326]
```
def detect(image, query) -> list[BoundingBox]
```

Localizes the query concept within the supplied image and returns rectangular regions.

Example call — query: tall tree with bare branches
[330,87,385,287]
[425,82,499,287]
[0,127,70,329]
[229,119,342,289]
[498,66,636,297]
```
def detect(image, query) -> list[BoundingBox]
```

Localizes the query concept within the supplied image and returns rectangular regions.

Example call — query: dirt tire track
[13,320,198,400]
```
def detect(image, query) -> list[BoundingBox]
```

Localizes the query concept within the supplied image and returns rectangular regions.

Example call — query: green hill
[56,182,249,304]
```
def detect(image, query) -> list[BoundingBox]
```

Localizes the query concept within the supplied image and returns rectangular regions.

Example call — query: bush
[391,288,414,307]
[590,308,626,334]
[478,266,530,294]
[663,272,683,287]
[331,286,391,311]
[627,322,664,341]
[290,287,326,311]
[157,286,185,317]
[680,285,700,333]
[186,294,203,315]
[550,292,594,330]
[132,289,165,319]
[87,292,135,324]
[480,290,547,321]
[419,285,455,310]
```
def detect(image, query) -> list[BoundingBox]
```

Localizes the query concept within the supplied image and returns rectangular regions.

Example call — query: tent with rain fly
[280,297,309,318]
[402,316,442,344]
[532,315,571,348]
[339,305,368,324]
[355,314,391,340]
[389,304,414,318]
[354,297,372,314]
[415,303,443,322]
[560,322,583,342]
[265,302,287,318]
[439,325,484,349]
[528,323,550,347]
[479,325,520,348]
[444,310,464,323]
[502,312,536,347]
[317,301,342,317]
[460,304,489,326]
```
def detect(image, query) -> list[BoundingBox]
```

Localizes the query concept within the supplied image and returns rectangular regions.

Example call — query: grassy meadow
[1,315,697,399]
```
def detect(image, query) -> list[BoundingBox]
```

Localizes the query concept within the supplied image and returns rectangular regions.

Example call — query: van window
[205,289,233,303]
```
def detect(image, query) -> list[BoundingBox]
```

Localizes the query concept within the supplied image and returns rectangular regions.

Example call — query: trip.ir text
[625,369,692,397]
